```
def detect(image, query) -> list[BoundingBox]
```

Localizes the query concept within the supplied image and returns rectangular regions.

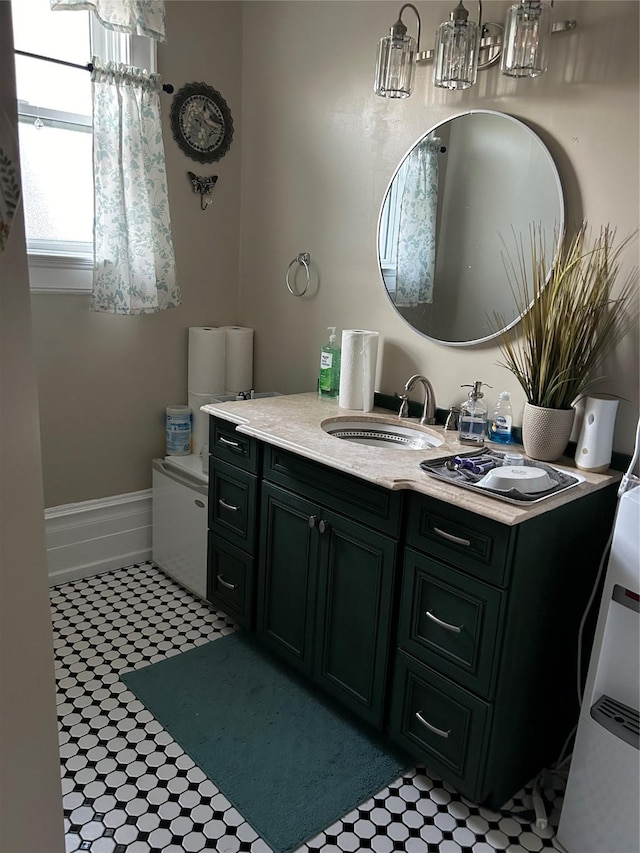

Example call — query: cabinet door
[315,509,397,728]
[257,482,319,675]
[399,548,504,698]
[209,459,257,553]
[389,650,490,803]
[207,534,254,630]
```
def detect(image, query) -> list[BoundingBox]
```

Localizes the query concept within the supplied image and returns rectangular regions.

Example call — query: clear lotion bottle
[459,381,490,445]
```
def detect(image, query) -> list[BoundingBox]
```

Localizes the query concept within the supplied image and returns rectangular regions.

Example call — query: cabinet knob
[219,498,239,512]
[218,435,241,448]
[425,610,463,633]
[415,711,450,738]
[308,515,317,529]
[432,526,471,547]
[318,519,328,534]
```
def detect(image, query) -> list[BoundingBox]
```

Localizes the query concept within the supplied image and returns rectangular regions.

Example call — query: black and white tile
[51,563,567,853]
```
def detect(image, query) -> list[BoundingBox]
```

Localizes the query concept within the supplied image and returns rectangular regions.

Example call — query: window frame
[13,5,156,293]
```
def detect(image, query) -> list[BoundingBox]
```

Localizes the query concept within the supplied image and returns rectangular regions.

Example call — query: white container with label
[166,405,191,456]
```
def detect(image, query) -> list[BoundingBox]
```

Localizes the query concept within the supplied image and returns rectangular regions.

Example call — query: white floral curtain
[395,137,441,307]
[91,59,180,314]
[50,0,166,41]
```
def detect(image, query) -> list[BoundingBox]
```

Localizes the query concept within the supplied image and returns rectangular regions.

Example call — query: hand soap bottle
[319,326,341,398]
[459,381,490,445]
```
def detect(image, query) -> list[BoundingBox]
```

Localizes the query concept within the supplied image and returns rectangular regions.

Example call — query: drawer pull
[219,498,239,512]
[219,435,241,449]
[217,573,238,591]
[194,499,206,509]
[433,526,471,547]
[426,610,463,633]
[415,711,450,738]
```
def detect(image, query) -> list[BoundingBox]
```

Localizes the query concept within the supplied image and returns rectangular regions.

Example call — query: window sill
[28,252,92,294]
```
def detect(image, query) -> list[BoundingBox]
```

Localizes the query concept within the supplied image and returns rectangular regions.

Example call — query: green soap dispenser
[319,326,341,398]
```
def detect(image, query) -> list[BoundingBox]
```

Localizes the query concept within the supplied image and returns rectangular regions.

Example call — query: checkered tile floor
[52,562,567,853]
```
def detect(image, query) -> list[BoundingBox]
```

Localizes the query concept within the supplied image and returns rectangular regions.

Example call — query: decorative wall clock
[170,82,234,163]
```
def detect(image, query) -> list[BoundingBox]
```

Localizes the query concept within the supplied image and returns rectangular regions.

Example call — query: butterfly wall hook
[188,171,219,210]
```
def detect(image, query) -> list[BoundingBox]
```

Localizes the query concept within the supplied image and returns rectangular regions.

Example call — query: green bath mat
[121,631,408,853]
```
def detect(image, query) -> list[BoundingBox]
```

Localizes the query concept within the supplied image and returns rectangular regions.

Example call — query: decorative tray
[420,449,584,506]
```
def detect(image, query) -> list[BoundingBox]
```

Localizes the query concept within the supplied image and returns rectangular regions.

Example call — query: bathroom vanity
[203,393,619,808]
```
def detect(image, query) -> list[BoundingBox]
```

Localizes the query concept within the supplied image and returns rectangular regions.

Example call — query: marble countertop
[201,392,618,526]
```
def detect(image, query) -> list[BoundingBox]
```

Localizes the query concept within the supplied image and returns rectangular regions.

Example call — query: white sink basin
[322,418,443,450]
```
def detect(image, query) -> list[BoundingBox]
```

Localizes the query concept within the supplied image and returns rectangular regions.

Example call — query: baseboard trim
[46,490,152,587]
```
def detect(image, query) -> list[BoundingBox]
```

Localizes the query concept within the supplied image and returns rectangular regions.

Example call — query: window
[11,0,155,292]
[378,160,408,296]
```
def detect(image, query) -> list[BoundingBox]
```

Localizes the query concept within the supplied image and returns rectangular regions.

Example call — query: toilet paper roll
[221,326,254,394]
[188,392,216,455]
[188,327,226,395]
[338,330,379,412]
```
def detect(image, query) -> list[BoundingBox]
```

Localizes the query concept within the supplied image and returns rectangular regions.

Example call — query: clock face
[170,83,233,163]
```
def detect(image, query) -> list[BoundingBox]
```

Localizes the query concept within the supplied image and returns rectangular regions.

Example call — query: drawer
[209,459,257,552]
[207,535,254,629]
[406,493,514,587]
[209,417,260,474]
[264,445,403,537]
[389,650,490,802]
[399,549,504,697]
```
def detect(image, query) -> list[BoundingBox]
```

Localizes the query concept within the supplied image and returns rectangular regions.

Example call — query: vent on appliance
[590,694,639,750]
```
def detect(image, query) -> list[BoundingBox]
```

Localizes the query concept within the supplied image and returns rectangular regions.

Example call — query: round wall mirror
[377,110,564,346]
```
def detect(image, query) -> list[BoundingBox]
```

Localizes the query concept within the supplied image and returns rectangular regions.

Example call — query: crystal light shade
[434,2,480,90]
[374,32,416,98]
[501,0,552,78]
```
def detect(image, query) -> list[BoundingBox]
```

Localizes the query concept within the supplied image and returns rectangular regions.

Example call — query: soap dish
[476,465,555,494]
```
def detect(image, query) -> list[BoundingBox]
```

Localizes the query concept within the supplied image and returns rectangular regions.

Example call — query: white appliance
[557,483,640,853]
[151,393,280,601]
[152,455,209,600]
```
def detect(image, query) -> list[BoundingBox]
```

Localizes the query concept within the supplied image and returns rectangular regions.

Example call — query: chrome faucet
[400,374,437,426]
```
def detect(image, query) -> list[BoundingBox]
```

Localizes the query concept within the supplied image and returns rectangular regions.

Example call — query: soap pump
[318,326,341,398]
[459,381,491,445]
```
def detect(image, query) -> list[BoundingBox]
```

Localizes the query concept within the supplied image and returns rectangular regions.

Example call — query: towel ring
[286,252,311,297]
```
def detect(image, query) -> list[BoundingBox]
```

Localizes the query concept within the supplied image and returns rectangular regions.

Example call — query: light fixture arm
[395,3,424,58]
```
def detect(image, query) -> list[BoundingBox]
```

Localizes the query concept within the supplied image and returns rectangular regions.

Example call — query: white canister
[575,395,619,473]
[166,405,192,456]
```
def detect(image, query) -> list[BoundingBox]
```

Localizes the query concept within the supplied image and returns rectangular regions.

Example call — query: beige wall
[0,4,65,848]
[32,1,639,509]
[239,0,640,454]
[32,1,243,507]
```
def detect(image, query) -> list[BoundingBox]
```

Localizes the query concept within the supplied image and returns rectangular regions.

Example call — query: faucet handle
[445,406,460,430]
[398,394,410,418]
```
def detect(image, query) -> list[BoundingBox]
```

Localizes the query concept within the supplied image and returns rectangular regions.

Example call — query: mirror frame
[376,109,565,347]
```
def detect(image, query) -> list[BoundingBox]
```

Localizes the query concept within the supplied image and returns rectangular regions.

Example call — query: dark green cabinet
[257,483,317,673]
[205,413,618,808]
[206,417,261,629]
[257,479,398,728]
[390,485,618,807]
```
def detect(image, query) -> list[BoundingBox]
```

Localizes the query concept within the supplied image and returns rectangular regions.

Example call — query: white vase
[574,395,619,472]
[522,402,576,462]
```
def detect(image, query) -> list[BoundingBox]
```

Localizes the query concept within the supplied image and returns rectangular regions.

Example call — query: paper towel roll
[338,330,379,412]
[188,391,216,455]
[188,327,226,395]
[221,326,254,394]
